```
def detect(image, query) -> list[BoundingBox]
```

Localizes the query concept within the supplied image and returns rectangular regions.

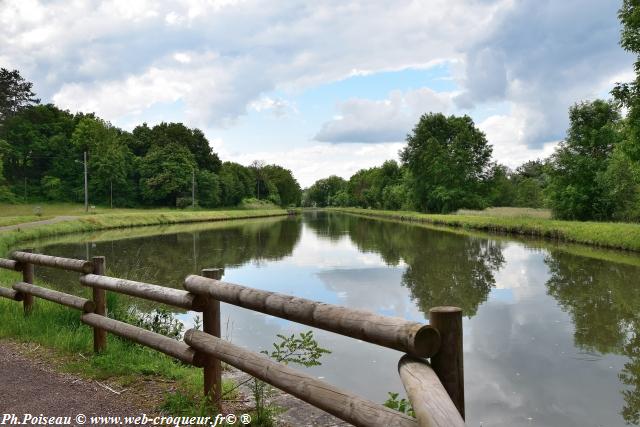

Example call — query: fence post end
[429,306,464,419]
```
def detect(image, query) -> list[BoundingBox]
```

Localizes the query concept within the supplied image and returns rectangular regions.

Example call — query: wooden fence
[0,249,465,427]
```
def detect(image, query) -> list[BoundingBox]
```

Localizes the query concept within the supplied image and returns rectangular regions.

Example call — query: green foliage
[0,68,39,126]
[601,146,640,221]
[219,162,255,206]
[384,392,415,418]
[139,143,196,206]
[250,331,331,426]
[304,175,347,207]
[400,113,493,213]
[546,100,621,220]
[197,170,221,208]
[41,175,63,201]
[261,331,331,367]
[262,164,302,206]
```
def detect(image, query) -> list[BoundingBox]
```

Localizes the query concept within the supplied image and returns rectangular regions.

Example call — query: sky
[0,0,635,187]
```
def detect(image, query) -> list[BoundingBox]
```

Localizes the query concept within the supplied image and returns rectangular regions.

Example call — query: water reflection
[36,217,302,289]
[545,250,640,424]
[32,212,640,426]
[306,214,505,316]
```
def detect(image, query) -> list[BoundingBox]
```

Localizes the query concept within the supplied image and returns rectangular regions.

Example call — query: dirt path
[0,341,143,424]
[0,215,79,232]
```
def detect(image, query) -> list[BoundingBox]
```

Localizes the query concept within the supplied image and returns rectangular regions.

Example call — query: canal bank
[0,209,290,256]
[333,207,640,252]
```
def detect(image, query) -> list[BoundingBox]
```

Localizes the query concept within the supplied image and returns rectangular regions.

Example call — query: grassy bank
[333,207,640,252]
[0,207,288,256]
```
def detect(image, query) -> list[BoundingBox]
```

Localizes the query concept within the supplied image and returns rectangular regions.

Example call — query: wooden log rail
[398,355,465,427]
[80,274,206,311]
[11,251,94,273]
[13,282,94,312]
[0,258,21,271]
[185,329,417,427]
[81,313,204,366]
[0,250,465,426]
[183,275,441,358]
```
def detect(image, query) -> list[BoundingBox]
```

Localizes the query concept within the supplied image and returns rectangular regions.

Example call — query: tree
[0,68,39,126]
[139,143,196,206]
[546,100,621,220]
[196,170,221,208]
[613,1,640,161]
[0,139,15,201]
[304,176,347,207]
[484,164,516,207]
[262,164,302,206]
[71,117,133,207]
[1,104,80,201]
[219,162,255,206]
[400,113,493,213]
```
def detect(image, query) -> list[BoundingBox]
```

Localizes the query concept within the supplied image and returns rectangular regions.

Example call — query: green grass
[455,207,552,219]
[333,207,640,252]
[0,216,43,227]
[0,207,288,256]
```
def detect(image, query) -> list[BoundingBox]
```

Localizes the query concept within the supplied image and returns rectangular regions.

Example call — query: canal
[31,211,639,427]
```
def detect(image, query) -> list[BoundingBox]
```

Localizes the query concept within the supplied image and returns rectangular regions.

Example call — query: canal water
[31,212,639,426]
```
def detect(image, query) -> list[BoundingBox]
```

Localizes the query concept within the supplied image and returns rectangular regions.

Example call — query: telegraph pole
[192,168,196,208]
[84,151,88,213]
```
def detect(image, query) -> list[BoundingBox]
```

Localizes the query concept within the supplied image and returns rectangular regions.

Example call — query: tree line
[304,1,640,222]
[0,71,301,209]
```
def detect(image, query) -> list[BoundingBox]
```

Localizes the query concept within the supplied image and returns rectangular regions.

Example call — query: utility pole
[110,180,113,209]
[192,168,196,208]
[84,151,88,213]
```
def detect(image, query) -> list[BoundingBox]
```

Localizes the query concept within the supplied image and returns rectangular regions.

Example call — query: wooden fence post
[429,306,464,419]
[92,256,107,353]
[201,268,223,405]
[21,249,34,315]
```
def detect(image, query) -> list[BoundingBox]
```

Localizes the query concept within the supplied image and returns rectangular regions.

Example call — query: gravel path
[0,342,142,424]
[0,215,79,232]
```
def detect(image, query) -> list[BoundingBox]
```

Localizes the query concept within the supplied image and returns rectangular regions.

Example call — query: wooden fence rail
[185,329,417,427]
[0,250,465,426]
[184,274,441,358]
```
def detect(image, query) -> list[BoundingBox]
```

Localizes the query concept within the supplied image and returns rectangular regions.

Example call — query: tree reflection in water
[306,213,505,317]
[545,251,640,424]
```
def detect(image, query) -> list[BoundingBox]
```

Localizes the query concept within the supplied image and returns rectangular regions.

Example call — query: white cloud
[225,142,404,187]
[249,96,296,117]
[455,0,633,147]
[315,88,453,143]
[479,109,559,168]
[0,0,502,122]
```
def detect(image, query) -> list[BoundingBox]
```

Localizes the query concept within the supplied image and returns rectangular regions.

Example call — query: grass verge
[0,208,288,256]
[333,207,640,252]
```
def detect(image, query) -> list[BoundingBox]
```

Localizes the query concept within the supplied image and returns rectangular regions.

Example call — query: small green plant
[384,392,415,418]
[261,331,332,366]
[111,305,184,340]
[192,314,203,331]
[249,331,331,426]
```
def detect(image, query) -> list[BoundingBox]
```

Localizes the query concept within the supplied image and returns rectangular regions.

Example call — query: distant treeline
[0,70,301,209]
[304,2,640,222]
